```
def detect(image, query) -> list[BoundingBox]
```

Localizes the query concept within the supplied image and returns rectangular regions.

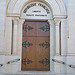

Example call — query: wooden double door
[22,21,50,71]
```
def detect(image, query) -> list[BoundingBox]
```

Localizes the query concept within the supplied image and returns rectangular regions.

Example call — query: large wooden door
[22,21,50,71]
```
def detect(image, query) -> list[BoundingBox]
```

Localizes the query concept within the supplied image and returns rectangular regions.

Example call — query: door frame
[21,20,50,71]
[18,19,55,74]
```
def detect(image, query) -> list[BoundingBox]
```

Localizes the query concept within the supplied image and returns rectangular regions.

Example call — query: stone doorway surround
[4,0,67,74]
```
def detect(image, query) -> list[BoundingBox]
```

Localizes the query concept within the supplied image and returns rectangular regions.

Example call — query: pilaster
[48,19,55,72]
[12,18,19,55]
[54,19,61,56]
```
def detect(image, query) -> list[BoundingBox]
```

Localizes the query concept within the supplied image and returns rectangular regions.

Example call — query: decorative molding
[54,19,61,26]
[7,13,20,17]
[61,53,75,56]
[7,0,66,16]
[53,15,67,19]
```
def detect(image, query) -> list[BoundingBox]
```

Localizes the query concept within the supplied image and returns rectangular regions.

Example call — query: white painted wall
[0,1,6,74]
[0,0,75,74]
[54,0,75,73]
[0,0,6,54]
[68,0,75,55]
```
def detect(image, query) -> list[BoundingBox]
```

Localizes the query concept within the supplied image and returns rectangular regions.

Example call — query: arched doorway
[21,21,50,71]
[19,1,55,72]
[4,0,67,74]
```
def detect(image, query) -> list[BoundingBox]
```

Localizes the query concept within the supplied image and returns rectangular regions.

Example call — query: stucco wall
[0,0,75,75]
[0,0,6,54]
[68,0,75,55]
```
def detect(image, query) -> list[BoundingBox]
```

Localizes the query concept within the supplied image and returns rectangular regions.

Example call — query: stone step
[4,74,55,75]
[4,74,75,75]
[4,74,53,75]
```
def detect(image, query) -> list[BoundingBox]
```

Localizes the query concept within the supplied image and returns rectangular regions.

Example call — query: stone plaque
[21,2,52,19]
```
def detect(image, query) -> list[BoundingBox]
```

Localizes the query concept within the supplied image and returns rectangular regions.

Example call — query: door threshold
[17,71,54,75]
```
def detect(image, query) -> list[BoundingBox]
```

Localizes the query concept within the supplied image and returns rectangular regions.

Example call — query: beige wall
[68,0,75,55]
[0,0,75,75]
[0,0,6,54]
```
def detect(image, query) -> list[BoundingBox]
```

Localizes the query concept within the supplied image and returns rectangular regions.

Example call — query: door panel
[37,22,50,36]
[36,37,50,70]
[22,37,36,70]
[23,22,37,37]
[22,21,50,71]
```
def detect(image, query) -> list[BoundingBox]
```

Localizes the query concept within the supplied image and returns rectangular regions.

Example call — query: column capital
[12,17,19,25]
[19,19,25,24]
[53,15,67,19]
[48,19,55,28]
[54,19,61,26]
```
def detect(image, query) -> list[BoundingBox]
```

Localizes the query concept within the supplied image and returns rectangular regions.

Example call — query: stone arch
[7,0,66,17]
[5,0,67,73]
